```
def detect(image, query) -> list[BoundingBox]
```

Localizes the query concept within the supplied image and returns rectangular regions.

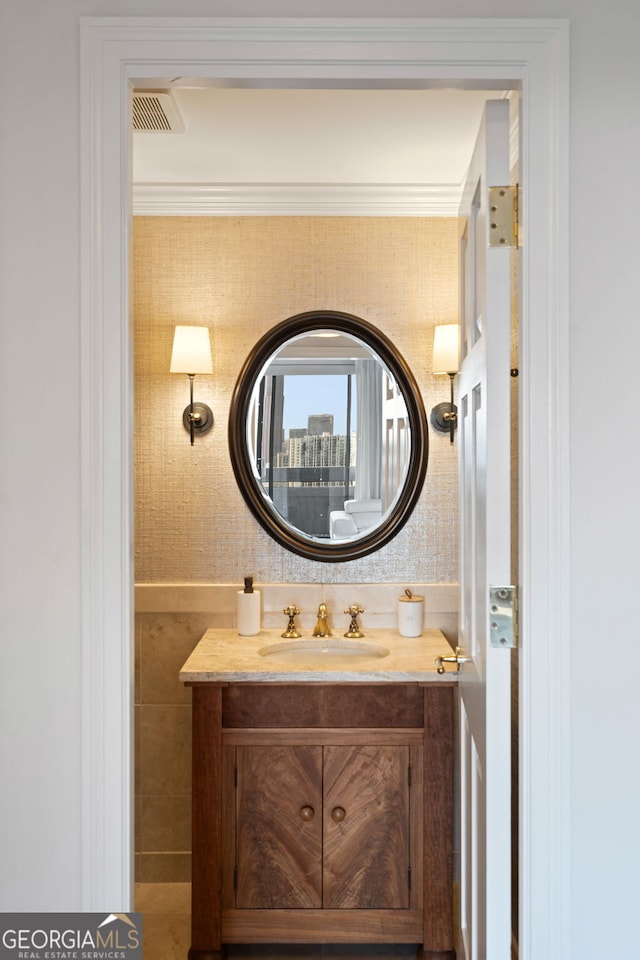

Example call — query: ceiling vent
[132,91,185,133]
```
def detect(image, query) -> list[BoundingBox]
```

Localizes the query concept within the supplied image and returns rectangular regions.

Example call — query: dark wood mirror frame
[228,310,429,562]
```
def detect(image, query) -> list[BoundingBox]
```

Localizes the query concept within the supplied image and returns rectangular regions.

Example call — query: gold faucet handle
[282,605,301,639]
[344,604,364,615]
[344,604,365,638]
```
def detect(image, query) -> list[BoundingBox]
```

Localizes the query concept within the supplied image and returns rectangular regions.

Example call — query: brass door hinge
[489,184,519,247]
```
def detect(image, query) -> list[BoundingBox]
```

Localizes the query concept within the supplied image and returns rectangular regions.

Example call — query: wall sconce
[430,324,460,444]
[170,325,214,445]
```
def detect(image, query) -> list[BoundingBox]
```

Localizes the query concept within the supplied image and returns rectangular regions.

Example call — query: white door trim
[79,18,570,960]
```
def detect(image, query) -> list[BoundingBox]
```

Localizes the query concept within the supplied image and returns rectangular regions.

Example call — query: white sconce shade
[432,324,460,375]
[170,325,213,374]
[430,324,460,444]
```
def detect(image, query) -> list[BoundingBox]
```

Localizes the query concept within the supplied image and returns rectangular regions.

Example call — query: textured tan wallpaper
[134,216,460,584]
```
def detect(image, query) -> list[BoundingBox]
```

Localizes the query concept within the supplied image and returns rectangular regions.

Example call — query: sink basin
[258,637,390,665]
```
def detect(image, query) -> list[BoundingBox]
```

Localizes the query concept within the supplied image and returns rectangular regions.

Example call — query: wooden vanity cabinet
[229,734,418,918]
[188,682,455,960]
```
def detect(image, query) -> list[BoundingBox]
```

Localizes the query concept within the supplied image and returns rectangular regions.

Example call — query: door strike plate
[489,585,518,649]
[489,185,518,247]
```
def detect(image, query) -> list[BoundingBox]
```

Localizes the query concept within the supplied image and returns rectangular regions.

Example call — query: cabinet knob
[331,806,346,823]
[299,805,315,821]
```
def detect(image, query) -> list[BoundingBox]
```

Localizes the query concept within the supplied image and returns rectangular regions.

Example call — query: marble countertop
[179,627,459,683]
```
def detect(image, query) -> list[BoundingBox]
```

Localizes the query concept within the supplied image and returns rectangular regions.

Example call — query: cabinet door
[235,744,322,908]
[322,744,411,909]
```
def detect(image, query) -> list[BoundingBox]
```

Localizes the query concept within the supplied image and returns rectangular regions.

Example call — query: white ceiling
[132,87,509,215]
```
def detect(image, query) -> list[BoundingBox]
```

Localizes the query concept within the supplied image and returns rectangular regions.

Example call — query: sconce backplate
[430,401,457,434]
[182,402,214,437]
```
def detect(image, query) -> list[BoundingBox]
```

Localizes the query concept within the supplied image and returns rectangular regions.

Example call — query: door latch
[435,646,471,674]
[489,585,518,648]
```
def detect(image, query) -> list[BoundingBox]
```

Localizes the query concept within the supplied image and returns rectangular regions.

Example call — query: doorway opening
[131,79,517,959]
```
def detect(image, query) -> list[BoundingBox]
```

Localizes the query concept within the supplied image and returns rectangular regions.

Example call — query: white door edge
[79,18,571,960]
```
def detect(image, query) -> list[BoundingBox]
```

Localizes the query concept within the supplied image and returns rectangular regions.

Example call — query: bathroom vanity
[180,628,457,960]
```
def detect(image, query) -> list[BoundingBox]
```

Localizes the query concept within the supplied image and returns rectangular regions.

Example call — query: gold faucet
[312,602,332,637]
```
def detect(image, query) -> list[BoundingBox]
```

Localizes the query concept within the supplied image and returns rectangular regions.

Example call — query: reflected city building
[254,368,359,538]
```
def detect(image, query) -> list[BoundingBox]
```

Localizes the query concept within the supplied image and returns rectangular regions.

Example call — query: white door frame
[79,18,571,960]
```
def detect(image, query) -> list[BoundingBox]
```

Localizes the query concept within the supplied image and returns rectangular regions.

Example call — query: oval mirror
[229,310,428,562]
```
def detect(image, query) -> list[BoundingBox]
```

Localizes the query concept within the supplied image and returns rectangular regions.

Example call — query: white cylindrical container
[237,577,261,636]
[397,591,424,638]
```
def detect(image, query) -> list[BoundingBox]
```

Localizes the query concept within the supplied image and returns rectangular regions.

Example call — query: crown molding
[132,181,462,216]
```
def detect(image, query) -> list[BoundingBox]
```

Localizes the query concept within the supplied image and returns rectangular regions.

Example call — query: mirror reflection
[229,311,428,562]
[248,330,410,541]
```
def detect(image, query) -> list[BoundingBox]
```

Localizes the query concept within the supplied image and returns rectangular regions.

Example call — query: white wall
[1,1,639,957]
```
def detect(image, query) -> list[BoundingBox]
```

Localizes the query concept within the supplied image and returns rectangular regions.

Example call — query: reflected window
[248,331,406,542]
[254,367,357,538]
